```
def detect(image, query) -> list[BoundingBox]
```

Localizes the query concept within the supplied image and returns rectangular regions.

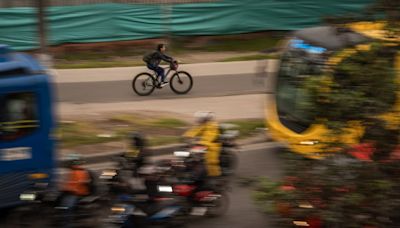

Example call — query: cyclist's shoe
[161,81,169,87]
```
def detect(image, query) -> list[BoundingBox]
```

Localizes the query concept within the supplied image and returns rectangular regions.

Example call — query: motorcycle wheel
[206,193,230,217]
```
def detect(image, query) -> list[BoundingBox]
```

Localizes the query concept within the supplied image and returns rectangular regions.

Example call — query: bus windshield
[0,92,39,142]
[276,45,327,133]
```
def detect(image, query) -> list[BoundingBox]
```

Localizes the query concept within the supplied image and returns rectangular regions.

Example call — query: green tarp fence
[0,0,374,50]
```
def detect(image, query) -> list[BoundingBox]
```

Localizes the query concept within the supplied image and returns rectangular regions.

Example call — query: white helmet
[194,111,215,124]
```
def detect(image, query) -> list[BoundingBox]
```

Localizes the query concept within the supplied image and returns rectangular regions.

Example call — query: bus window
[0,92,39,141]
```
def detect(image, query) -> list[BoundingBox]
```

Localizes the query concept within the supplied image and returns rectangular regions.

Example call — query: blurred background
[0,0,399,227]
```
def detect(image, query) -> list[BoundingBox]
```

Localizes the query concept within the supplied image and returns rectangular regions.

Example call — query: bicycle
[132,61,193,96]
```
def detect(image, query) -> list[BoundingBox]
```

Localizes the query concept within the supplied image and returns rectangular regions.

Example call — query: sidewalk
[52,60,278,83]
[58,94,269,120]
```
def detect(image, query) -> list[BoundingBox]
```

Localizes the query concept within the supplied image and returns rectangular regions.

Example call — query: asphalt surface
[56,73,272,103]
[187,142,283,228]
[1,142,284,228]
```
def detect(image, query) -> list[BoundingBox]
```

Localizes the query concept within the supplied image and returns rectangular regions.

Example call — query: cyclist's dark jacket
[143,51,173,66]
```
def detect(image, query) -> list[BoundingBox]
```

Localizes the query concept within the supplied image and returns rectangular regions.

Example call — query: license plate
[190,207,207,216]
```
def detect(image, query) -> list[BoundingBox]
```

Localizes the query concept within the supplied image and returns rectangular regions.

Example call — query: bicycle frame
[151,66,177,83]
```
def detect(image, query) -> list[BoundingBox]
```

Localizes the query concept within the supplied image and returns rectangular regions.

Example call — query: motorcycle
[8,167,105,228]
[170,148,230,217]
[218,125,240,176]
[107,166,187,228]
[6,182,55,228]
[179,124,239,177]
[51,168,105,228]
[52,193,103,228]
[99,155,152,205]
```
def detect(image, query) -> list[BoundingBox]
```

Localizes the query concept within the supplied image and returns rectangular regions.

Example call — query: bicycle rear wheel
[132,73,156,96]
[170,71,193,95]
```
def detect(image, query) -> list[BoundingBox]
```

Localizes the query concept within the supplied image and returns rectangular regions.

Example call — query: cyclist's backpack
[143,52,155,63]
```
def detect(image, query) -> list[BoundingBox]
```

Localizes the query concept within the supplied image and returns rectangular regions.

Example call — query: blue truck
[0,45,55,208]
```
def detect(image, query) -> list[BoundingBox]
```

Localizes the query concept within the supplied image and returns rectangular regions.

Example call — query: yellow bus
[265,22,400,159]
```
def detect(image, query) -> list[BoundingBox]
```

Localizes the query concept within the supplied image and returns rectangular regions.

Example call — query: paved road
[187,142,283,228]
[1,142,284,228]
[56,73,272,103]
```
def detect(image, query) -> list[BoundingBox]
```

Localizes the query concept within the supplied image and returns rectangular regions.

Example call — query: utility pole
[37,0,47,54]
[161,3,172,49]
[36,0,53,68]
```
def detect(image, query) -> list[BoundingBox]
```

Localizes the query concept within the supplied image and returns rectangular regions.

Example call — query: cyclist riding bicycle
[143,44,174,87]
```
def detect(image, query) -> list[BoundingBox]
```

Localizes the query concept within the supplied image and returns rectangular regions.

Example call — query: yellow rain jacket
[184,120,222,176]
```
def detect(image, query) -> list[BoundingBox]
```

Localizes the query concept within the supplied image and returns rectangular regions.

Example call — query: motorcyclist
[124,131,150,175]
[106,131,151,193]
[61,154,92,198]
[58,154,93,226]
[183,111,222,177]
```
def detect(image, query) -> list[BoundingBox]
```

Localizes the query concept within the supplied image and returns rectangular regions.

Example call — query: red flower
[348,143,374,161]
[280,185,296,191]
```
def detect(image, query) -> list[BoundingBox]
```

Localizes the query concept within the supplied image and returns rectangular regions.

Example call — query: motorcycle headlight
[158,185,173,193]
[111,206,126,213]
[20,193,37,201]
[293,221,309,226]
[108,204,134,224]
[100,170,117,179]
[174,151,190,157]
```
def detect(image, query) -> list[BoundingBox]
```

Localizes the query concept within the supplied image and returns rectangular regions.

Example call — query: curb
[53,60,269,84]
[59,133,270,165]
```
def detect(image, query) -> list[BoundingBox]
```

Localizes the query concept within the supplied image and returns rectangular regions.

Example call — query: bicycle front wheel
[132,72,156,96]
[170,71,193,94]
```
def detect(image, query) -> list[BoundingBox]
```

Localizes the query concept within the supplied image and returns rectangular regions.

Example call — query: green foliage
[150,118,188,128]
[254,154,400,227]
[334,44,397,116]
[225,119,265,138]
[368,0,400,37]
[303,42,399,158]
[307,43,398,123]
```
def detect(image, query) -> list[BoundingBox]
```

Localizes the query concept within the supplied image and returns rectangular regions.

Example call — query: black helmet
[129,131,146,148]
[65,153,84,167]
